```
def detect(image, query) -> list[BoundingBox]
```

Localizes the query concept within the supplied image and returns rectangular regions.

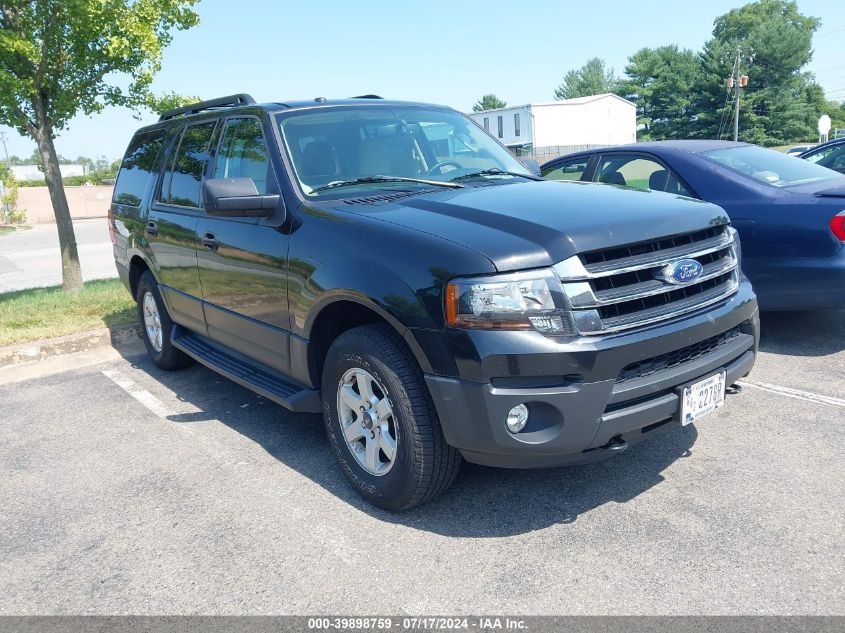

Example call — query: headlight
[445,269,575,334]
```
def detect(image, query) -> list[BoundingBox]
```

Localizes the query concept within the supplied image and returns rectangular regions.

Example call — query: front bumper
[424,282,759,468]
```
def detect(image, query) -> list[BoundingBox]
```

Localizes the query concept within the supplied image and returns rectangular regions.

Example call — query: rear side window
[161,121,217,208]
[112,130,167,207]
[596,154,692,196]
[213,118,273,195]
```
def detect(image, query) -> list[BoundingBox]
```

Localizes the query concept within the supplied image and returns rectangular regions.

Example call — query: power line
[812,64,845,73]
[815,26,845,38]
[716,81,734,140]
[719,98,738,141]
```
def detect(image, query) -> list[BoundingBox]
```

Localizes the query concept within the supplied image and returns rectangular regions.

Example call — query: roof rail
[158,94,257,121]
[351,94,383,99]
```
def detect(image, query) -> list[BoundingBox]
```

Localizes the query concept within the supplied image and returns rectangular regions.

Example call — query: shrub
[0,163,26,224]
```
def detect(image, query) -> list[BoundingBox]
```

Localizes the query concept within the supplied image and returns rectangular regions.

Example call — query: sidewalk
[0,218,117,293]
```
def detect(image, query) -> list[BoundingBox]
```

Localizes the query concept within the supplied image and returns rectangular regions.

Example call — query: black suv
[111,94,759,510]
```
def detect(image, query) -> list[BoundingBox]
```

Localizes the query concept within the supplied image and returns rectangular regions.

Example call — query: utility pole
[727,47,749,142]
[0,131,9,224]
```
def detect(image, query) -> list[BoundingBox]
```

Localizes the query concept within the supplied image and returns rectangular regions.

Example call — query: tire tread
[324,323,461,510]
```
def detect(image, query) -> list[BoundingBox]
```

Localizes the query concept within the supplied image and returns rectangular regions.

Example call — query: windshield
[276,106,531,198]
[699,145,843,188]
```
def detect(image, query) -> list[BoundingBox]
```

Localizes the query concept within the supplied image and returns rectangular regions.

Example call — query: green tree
[472,94,507,112]
[826,100,845,132]
[694,0,822,145]
[619,46,700,140]
[143,91,202,117]
[554,58,619,100]
[0,0,199,291]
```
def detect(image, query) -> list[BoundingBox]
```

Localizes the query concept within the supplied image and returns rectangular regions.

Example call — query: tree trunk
[34,126,83,292]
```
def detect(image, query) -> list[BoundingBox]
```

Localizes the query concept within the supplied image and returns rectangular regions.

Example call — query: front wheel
[322,324,461,511]
[136,270,193,370]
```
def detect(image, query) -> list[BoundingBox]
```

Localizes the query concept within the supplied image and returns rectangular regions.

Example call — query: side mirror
[203,178,281,218]
[522,159,542,177]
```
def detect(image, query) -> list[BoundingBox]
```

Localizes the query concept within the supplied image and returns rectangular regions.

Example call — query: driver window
[213,118,273,194]
[542,157,589,181]
[805,145,845,170]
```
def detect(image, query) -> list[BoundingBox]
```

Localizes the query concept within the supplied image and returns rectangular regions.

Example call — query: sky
[1,0,843,162]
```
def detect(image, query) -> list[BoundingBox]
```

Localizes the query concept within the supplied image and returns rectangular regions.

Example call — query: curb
[0,323,143,368]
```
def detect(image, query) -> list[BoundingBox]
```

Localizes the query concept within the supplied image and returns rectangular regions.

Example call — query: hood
[347,180,730,271]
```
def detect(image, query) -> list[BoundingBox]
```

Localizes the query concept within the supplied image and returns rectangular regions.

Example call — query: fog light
[506,404,529,433]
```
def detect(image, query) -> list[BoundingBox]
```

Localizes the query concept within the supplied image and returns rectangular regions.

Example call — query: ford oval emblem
[657,258,704,285]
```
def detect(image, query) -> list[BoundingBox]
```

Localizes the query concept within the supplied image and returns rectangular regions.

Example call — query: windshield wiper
[449,168,543,182]
[311,175,465,194]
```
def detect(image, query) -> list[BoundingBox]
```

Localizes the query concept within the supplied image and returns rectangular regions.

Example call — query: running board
[171,326,321,413]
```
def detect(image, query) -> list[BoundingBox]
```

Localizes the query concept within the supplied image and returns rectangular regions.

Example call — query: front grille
[598,271,734,321]
[554,224,739,334]
[616,326,743,383]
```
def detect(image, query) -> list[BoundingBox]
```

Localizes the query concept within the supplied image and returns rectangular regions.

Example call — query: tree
[143,91,201,117]
[0,1,199,291]
[472,94,507,112]
[826,100,845,132]
[694,0,822,144]
[554,58,619,100]
[618,46,700,140]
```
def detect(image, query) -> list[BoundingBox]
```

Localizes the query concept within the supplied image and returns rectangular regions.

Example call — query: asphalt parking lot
[1,310,843,615]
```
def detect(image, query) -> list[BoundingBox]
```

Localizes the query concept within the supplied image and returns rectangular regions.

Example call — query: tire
[136,270,193,371]
[322,324,461,511]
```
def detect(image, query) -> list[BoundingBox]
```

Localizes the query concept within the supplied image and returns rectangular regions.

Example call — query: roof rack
[351,94,383,99]
[158,94,256,121]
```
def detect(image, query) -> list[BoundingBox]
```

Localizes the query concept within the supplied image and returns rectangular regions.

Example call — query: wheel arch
[128,254,151,299]
[300,294,435,389]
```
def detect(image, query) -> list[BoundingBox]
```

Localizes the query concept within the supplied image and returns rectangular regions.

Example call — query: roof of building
[466,93,635,115]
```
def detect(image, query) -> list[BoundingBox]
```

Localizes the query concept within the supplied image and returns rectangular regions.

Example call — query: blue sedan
[541,141,845,310]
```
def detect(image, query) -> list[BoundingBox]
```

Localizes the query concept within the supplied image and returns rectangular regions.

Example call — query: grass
[772,143,816,153]
[0,278,137,346]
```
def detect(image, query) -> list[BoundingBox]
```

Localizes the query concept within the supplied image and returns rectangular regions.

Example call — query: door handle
[145,221,158,237]
[202,232,220,251]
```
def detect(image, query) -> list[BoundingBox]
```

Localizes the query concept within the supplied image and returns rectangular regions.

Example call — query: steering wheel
[426,160,462,176]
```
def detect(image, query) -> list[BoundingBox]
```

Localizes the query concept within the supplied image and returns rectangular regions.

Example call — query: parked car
[111,95,758,510]
[541,141,845,310]
[785,144,815,156]
[798,138,845,174]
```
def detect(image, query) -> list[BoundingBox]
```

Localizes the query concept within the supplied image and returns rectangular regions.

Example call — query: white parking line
[101,369,172,418]
[739,379,845,409]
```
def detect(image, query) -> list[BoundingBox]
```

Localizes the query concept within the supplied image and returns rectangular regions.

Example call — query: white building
[467,93,636,155]
[10,163,85,182]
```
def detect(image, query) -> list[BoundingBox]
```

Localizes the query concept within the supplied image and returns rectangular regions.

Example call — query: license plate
[680,371,727,425]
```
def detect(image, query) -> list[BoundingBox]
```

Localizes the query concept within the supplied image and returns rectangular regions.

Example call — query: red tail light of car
[831,212,845,242]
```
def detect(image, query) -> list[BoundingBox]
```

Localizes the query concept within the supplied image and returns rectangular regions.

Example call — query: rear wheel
[321,324,461,511]
[136,271,192,370]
